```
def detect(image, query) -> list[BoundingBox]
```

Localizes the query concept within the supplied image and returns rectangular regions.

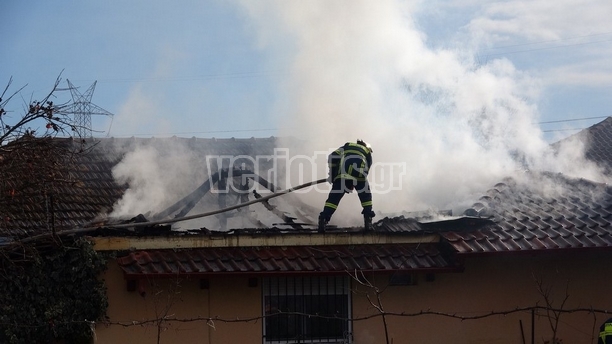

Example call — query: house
[4,120,612,343]
[91,172,612,344]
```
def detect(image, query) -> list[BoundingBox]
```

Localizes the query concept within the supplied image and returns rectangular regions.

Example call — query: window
[263,276,351,343]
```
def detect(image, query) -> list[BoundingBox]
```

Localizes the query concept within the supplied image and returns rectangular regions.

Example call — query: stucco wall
[353,250,612,344]
[96,262,261,344]
[96,250,612,344]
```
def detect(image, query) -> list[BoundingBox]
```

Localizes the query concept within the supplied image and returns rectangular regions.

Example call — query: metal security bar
[263,276,351,344]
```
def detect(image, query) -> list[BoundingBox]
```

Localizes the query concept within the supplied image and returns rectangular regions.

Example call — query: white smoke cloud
[235,0,608,223]
[108,139,206,219]
[105,0,609,229]
[114,84,172,137]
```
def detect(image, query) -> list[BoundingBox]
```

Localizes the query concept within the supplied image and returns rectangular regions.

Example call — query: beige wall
[353,250,612,344]
[97,262,261,344]
[96,250,612,344]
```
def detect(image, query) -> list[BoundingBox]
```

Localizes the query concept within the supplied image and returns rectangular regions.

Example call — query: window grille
[263,276,351,343]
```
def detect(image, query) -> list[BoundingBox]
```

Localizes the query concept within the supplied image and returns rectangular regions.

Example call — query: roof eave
[120,266,464,279]
[91,232,441,252]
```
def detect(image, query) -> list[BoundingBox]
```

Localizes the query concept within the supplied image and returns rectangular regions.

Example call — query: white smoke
[108,139,207,219]
[235,0,608,223]
[105,0,609,228]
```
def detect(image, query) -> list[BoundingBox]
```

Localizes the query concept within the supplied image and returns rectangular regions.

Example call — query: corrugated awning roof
[116,244,460,277]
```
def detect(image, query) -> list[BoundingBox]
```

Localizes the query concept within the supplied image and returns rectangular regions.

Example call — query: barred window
[263,276,351,343]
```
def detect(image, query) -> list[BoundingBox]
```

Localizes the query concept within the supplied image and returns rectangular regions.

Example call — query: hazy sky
[1,0,611,142]
[3,0,611,223]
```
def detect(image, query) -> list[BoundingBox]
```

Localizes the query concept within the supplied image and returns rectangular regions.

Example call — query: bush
[0,238,108,344]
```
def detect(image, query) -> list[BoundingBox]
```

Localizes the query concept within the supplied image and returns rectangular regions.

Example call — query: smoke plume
[235,0,606,224]
[107,1,607,228]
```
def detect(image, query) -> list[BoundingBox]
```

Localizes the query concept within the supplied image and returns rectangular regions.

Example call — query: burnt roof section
[372,215,493,234]
[441,172,612,254]
[116,244,460,277]
[6,118,612,258]
[1,136,280,238]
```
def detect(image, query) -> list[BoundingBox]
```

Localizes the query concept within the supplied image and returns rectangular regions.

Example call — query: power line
[73,70,286,84]
[480,37,612,57]
[108,128,279,137]
[542,128,583,133]
[537,115,609,125]
[538,115,610,134]
[107,115,610,138]
[484,31,612,51]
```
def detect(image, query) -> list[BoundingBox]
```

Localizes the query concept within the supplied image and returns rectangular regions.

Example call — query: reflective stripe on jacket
[600,323,612,343]
[328,142,372,182]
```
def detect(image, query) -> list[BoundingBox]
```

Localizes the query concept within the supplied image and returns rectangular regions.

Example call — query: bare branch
[2,304,608,330]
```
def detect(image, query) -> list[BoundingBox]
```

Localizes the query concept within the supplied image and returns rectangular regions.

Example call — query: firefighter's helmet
[357,139,373,153]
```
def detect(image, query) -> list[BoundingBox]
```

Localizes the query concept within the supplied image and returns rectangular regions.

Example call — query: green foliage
[0,238,108,344]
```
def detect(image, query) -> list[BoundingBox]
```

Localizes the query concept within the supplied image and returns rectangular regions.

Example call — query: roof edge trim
[91,233,440,251]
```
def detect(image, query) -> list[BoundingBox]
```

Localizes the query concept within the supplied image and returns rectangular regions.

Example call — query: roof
[0,138,125,238]
[116,244,460,277]
[582,117,612,169]
[0,136,281,238]
[442,172,612,254]
[553,116,612,174]
[6,119,612,270]
[107,171,612,276]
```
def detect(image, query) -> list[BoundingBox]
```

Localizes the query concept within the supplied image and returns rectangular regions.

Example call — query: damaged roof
[106,118,612,276]
[5,118,612,275]
[0,136,280,238]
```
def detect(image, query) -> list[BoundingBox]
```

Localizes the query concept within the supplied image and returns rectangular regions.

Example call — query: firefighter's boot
[362,209,375,232]
[318,213,328,233]
[364,214,373,231]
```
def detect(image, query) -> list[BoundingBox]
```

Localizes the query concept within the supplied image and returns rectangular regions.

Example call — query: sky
[1,0,610,141]
[2,0,612,224]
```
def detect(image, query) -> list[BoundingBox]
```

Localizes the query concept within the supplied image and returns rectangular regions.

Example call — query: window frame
[262,275,352,344]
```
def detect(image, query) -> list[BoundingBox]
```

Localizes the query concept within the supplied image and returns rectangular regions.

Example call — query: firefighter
[318,139,375,233]
[599,318,612,344]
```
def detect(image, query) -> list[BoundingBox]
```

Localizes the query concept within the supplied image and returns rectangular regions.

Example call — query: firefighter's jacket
[600,319,612,344]
[328,142,372,182]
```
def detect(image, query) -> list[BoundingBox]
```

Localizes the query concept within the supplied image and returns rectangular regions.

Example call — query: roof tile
[1,137,282,238]
[116,244,460,276]
[442,171,612,254]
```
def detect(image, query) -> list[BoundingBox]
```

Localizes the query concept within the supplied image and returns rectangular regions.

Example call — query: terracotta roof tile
[116,244,460,276]
[441,172,612,254]
[553,117,612,173]
[0,139,126,237]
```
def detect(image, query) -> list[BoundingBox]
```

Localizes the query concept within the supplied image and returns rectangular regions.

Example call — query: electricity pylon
[65,80,114,138]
